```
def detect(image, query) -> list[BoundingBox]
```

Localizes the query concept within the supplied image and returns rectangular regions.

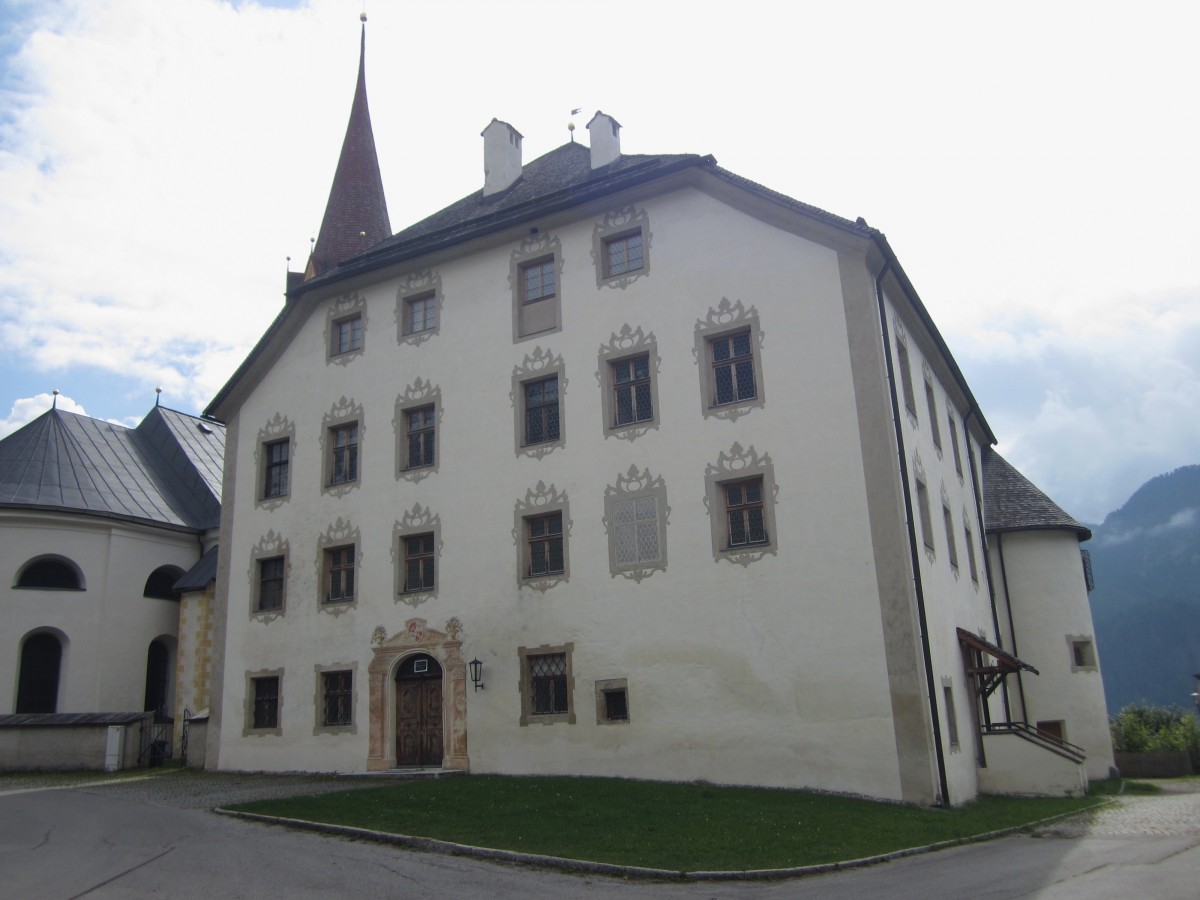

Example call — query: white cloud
[0,391,87,437]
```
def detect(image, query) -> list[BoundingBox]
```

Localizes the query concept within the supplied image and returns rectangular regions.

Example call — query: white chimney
[481,118,523,197]
[587,111,621,169]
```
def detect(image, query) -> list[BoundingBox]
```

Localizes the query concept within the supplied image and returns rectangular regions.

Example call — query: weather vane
[569,107,582,142]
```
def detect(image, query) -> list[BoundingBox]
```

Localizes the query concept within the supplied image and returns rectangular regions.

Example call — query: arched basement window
[15,557,83,590]
[143,566,184,600]
[16,632,63,713]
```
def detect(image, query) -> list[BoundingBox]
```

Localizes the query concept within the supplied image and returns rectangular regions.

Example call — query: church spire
[305,16,391,281]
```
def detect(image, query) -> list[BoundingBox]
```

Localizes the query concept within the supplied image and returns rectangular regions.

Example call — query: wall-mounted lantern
[469,657,484,692]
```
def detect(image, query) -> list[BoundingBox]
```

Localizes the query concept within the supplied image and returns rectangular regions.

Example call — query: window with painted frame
[517,643,575,725]
[328,422,359,486]
[330,313,362,357]
[244,670,283,735]
[321,670,353,728]
[324,546,356,604]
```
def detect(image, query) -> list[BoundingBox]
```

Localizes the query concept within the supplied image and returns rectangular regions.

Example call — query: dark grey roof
[0,406,224,531]
[175,545,218,591]
[0,712,152,728]
[982,449,1090,540]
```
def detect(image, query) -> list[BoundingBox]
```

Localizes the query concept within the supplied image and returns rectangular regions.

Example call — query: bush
[1110,703,1200,771]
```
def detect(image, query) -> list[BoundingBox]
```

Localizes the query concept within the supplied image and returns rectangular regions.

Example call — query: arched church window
[15,557,83,590]
[143,566,184,600]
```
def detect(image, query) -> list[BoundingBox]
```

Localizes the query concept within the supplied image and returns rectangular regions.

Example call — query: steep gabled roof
[306,23,391,279]
[0,406,225,531]
[982,449,1090,540]
[207,128,993,445]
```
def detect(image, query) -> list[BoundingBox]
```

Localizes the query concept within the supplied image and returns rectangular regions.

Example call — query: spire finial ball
[360,12,367,22]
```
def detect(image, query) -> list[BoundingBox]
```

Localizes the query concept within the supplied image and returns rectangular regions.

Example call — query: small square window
[251,675,279,730]
[526,512,564,577]
[1070,639,1097,670]
[257,557,285,612]
[404,292,437,336]
[596,678,630,725]
[603,230,644,278]
[724,478,767,548]
[523,376,560,446]
[403,532,436,593]
[263,439,289,499]
[324,546,356,604]
[321,670,353,727]
[405,406,435,469]
[1036,720,1066,742]
[610,355,653,427]
[329,423,359,485]
[331,314,362,357]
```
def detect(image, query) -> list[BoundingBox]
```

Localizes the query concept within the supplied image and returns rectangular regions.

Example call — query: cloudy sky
[1,0,1196,523]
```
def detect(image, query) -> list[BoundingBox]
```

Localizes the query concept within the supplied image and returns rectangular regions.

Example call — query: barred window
[322,670,353,727]
[325,546,355,603]
[709,330,756,406]
[404,292,437,335]
[403,533,436,593]
[524,376,560,445]
[331,314,362,356]
[603,230,643,278]
[263,439,289,499]
[613,496,660,565]
[724,478,767,547]
[406,406,435,469]
[257,557,284,611]
[521,257,556,304]
[330,423,359,484]
[252,676,279,729]
[527,512,564,576]
[528,653,568,716]
[611,355,652,426]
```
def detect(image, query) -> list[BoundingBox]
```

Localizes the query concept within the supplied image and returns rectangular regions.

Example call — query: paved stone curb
[213,801,1112,883]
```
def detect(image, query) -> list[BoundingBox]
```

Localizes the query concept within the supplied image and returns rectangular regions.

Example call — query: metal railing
[982,721,1087,764]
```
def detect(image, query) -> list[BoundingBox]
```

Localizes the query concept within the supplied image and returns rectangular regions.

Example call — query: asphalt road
[1,773,1197,899]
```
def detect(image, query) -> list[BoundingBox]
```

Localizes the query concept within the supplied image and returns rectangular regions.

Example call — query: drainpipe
[963,404,1011,723]
[874,256,949,806]
[995,534,1029,720]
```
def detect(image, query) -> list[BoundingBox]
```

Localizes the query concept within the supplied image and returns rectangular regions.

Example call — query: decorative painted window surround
[324,291,367,365]
[391,504,442,608]
[941,679,960,749]
[316,518,360,616]
[693,298,766,422]
[254,413,295,510]
[518,642,575,726]
[513,482,571,591]
[243,669,283,737]
[511,347,566,459]
[942,491,959,575]
[249,530,289,621]
[396,269,443,346]
[313,663,357,735]
[393,379,442,482]
[602,465,669,582]
[963,511,979,585]
[321,396,364,496]
[703,443,778,566]
[596,325,660,441]
[510,233,563,342]
[913,453,935,559]
[923,364,942,455]
[591,206,651,289]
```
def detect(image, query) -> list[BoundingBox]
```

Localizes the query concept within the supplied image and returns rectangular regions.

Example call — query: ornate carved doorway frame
[367,617,469,772]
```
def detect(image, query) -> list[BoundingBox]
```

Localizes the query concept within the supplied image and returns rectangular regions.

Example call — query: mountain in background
[1085,464,1200,713]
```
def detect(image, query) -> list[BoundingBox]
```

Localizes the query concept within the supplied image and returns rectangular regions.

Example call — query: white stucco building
[199,27,1112,803]
[0,403,224,766]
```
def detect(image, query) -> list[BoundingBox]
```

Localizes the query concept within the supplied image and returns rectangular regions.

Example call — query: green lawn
[228,775,1104,872]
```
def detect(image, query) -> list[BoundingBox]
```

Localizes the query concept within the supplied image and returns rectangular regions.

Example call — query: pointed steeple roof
[306,21,391,280]
[982,449,1091,540]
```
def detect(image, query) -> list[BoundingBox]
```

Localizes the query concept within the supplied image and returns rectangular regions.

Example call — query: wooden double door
[395,653,444,767]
